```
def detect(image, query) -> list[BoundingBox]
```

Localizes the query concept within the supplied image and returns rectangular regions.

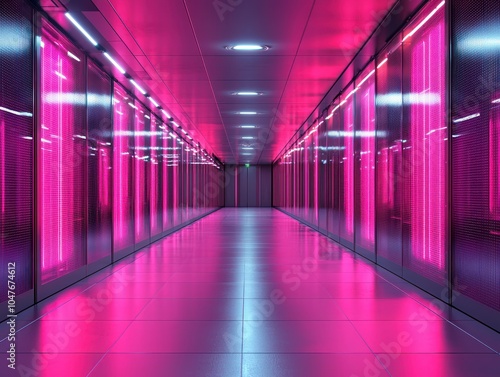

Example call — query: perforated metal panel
[134,104,150,247]
[355,63,376,258]
[339,85,355,248]
[113,84,135,254]
[376,38,404,273]
[451,0,500,313]
[0,0,33,301]
[87,61,112,265]
[40,21,86,284]
[402,0,447,286]
[327,99,340,241]
[150,116,163,238]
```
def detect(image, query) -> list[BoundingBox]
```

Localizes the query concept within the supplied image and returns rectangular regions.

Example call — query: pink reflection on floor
[1,209,498,377]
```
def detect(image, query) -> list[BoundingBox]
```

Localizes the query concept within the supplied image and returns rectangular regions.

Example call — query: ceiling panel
[288,56,348,81]
[280,81,334,105]
[147,55,209,83]
[169,81,216,104]
[298,0,399,56]
[204,56,296,81]
[107,0,200,55]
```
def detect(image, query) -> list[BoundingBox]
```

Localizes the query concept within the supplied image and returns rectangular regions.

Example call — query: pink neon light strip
[0,118,4,215]
[150,122,158,235]
[490,105,500,220]
[358,71,376,248]
[344,95,354,237]
[408,8,446,270]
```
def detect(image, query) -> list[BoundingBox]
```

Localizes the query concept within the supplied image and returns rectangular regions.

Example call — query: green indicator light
[245,163,250,168]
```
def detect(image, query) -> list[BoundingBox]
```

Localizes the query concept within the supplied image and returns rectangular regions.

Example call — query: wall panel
[113,84,135,257]
[39,21,87,291]
[0,0,34,312]
[376,39,404,275]
[354,63,376,260]
[87,61,112,270]
[401,1,447,294]
[451,0,500,330]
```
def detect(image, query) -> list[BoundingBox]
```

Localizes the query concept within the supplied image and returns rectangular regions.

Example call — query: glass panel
[113,84,135,254]
[0,0,33,300]
[402,0,447,283]
[40,21,86,283]
[87,62,112,265]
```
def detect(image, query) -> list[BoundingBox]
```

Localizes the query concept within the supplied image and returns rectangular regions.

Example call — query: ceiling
[44,0,399,164]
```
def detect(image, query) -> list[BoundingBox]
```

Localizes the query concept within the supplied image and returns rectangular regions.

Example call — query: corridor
[2,209,500,377]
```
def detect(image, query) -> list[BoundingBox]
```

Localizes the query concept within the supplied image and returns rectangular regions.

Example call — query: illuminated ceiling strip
[377,58,388,69]
[402,0,445,42]
[103,52,126,75]
[65,13,98,46]
[130,79,146,95]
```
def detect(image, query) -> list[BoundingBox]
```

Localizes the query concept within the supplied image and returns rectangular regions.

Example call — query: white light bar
[130,79,146,95]
[103,52,126,74]
[148,97,160,107]
[402,1,445,42]
[65,13,98,46]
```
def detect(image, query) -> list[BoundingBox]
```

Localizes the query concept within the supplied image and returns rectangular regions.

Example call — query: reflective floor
[2,208,500,376]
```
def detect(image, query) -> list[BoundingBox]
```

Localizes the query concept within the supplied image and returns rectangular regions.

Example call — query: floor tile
[137,298,243,320]
[352,320,495,353]
[109,320,242,353]
[244,298,347,321]
[243,320,371,353]
[89,354,241,377]
[387,353,500,377]
[242,354,391,377]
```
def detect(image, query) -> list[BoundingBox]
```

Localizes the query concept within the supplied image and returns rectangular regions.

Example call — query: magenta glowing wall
[340,88,355,246]
[355,67,376,254]
[403,3,447,279]
[39,22,86,284]
[0,0,34,303]
[490,107,500,221]
[150,118,162,238]
[134,106,150,246]
[113,85,135,254]
[87,62,113,266]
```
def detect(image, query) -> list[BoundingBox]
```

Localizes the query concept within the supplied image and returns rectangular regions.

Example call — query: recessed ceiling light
[238,111,257,115]
[233,92,262,96]
[241,147,254,150]
[241,153,253,155]
[240,125,256,128]
[241,136,254,139]
[225,45,270,51]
